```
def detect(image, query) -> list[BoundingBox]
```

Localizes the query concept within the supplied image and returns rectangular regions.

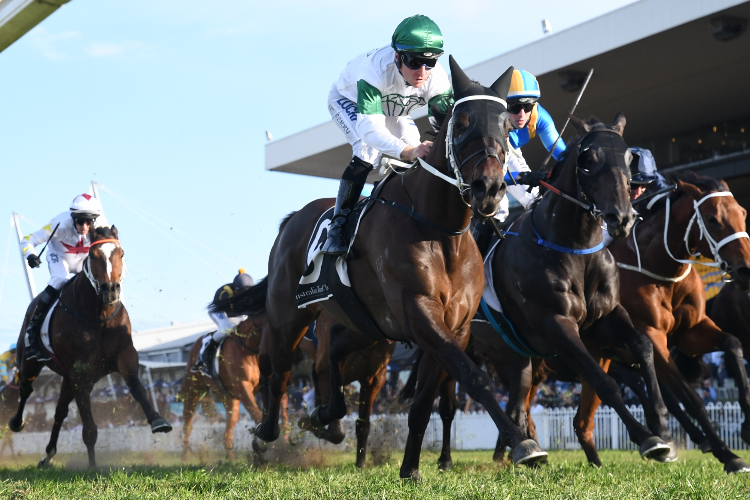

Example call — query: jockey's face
[508,105,533,129]
[631,185,647,200]
[395,53,432,88]
[74,219,92,236]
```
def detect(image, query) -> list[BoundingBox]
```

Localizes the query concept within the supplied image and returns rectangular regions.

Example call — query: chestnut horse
[10,227,172,468]
[297,311,395,468]
[570,171,750,472]
[214,58,549,479]
[181,314,271,462]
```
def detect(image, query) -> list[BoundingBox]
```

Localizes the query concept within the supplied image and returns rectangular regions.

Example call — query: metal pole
[107,374,117,402]
[11,213,37,300]
[90,181,101,201]
[145,366,159,411]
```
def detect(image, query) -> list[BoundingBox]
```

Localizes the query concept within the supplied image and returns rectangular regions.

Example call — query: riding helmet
[391,15,444,58]
[232,268,254,290]
[69,193,102,220]
[507,70,541,104]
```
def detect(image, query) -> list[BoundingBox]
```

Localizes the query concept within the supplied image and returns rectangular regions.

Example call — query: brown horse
[710,281,750,358]
[570,171,750,472]
[181,314,271,462]
[10,227,172,468]
[214,58,550,479]
[297,311,395,468]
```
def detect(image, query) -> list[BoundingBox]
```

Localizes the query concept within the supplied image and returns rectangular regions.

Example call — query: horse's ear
[490,65,514,100]
[110,225,119,240]
[569,113,591,136]
[612,112,626,136]
[675,179,703,199]
[449,55,473,98]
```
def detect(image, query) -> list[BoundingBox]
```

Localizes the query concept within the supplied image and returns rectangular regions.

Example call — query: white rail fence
[3,403,747,456]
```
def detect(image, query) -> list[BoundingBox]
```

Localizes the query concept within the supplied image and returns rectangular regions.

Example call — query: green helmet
[391,15,444,58]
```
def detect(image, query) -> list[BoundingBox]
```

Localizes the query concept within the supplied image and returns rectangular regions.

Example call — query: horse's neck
[72,273,116,320]
[634,193,700,270]
[536,158,600,247]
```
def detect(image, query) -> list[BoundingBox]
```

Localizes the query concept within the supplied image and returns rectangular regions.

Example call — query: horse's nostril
[471,179,486,197]
[603,214,621,228]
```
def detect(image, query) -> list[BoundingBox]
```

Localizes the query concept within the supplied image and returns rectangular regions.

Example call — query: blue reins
[500,208,604,255]
[479,298,550,358]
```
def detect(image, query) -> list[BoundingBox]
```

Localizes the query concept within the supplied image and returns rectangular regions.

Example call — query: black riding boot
[192,338,219,375]
[25,285,59,362]
[321,157,372,256]
[472,219,496,261]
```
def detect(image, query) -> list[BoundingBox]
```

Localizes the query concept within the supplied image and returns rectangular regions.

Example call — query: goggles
[74,217,95,227]
[399,52,437,70]
[507,102,535,114]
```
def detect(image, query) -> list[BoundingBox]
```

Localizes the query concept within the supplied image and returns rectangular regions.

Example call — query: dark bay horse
[571,171,750,472]
[10,227,171,468]
[461,114,674,464]
[710,281,750,361]
[181,314,271,462]
[214,57,549,478]
[297,311,395,468]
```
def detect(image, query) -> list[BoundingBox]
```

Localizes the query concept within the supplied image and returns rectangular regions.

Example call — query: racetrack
[1,450,749,499]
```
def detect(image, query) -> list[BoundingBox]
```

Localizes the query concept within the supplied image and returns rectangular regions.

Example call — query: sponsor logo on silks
[49,253,59,263]
[295,284,329,300]
[334,114,351,136]
[382,94,426,116]
[336,99,358,122]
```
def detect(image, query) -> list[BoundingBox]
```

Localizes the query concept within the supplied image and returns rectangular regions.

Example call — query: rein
[59,273,124,324]
[83,239,123,294]
[501,207,604,255]
[616,221,692,282]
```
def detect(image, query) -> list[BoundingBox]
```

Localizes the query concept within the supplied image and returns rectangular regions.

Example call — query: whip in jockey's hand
[20,194,108,362]
[515,170,548,189]
[321,15,453,256]
[192,269,254,377]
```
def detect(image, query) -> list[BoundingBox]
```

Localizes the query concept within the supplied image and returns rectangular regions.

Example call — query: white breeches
[328,86,420,167]
[208,311,247,343]
[46,252,85,290]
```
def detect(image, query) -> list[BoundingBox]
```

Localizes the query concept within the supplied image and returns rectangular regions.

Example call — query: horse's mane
[92,226,118,241]
[637,170,729,219]
[279,212,297,232]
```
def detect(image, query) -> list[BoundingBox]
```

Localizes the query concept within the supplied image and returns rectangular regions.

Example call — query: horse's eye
[708,216,719,225]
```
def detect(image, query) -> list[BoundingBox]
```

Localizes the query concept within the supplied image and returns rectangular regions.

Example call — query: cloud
[85,41,149,58]
[26,27,82,60]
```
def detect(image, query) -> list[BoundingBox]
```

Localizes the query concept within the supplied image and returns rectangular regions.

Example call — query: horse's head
[85,226,125,305]
[447,56,514,219]
[569,113,635,239]
[672,175,750,289]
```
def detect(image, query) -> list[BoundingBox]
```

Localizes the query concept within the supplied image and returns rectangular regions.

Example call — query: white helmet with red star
[69,193,102,220]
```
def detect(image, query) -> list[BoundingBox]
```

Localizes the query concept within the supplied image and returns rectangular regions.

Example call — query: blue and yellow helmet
[508,70,541,103]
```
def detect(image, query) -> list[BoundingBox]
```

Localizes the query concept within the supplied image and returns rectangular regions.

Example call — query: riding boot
[321,157,372,256]
[192,338,219,376]
[25,285,59,362]
[472,219,496,261]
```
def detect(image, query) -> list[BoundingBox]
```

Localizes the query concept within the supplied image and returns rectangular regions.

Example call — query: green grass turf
[0,449,749,499]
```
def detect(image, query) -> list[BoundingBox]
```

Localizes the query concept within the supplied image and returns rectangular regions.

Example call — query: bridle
[663,191,749,277]
[82,238,124,295]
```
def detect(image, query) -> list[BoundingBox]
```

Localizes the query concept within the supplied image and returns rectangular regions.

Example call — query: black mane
[662,170,729,193]
[279,211,297,232]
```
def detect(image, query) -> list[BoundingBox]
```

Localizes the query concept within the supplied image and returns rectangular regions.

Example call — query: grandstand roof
[0,0,71,53]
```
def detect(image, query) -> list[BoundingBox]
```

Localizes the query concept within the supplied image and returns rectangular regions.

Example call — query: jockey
[21,194,108,361]
[192,269,254,376]
[602,147,668,246]
[321,14,454,255]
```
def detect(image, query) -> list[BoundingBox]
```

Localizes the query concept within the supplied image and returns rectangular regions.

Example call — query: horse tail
[398,348,424,401]
[671,348,710,385]
[210,277,268,316]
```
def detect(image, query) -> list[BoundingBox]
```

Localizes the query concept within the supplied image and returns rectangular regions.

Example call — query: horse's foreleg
[223,397,240,463]
[38,378,74,468]
[8,363,41,432]
[238,380,263,425]
[117,348,171,433]
[573,378,605,467]
[437,378,458,472]
[400,353,445,480]
[657,381,708,450]
[403,297,542,467]
[71,382,97,468]
[355,365,387,469]
[180,372,202,462]
[313,325,376,427]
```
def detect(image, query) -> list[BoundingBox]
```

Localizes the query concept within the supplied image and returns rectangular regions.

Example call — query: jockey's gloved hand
[515,170,547,189]
[27,254,41,268]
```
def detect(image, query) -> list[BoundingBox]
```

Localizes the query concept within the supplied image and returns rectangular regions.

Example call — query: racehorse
[710,281,750,361]
[10,227,172,468]
[181,314,270,462]
[213,57,550,478]
[459,113,675,464]
[297,311,395,468]
[570,171,750,472]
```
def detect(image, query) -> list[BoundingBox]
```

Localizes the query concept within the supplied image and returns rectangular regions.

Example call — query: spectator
[701,379,717,405]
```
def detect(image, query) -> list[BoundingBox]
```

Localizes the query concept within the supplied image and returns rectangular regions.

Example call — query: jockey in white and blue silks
[321,15,454,256]
[192,269,254,376]
[21,194,109,361]
[602,147,668,246]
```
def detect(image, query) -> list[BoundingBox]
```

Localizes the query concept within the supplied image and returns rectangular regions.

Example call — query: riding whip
[630,184,678,206]
[37,223,60,259]
[539,68,594,172]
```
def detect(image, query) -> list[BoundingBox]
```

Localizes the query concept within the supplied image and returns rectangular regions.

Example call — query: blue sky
[0,0,637,348]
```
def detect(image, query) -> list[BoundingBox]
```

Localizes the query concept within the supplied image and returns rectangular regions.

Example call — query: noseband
[663,191,750,277]
[83,238,123,295]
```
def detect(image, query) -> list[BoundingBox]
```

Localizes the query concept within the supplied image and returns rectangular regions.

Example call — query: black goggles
[507,102,535,114]
[74,217,95,226]
[399,52,438,70]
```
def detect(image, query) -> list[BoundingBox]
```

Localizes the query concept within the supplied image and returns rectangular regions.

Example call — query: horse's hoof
[150,418,172,434]
[741,424,750,446]
[699,439,712,454]
[724,458,750,474]
[652,442,678,463]
[437,460,453,472]
[8,416,24,433]
[37,458,52,469]
[309,406,324,428]
[298,416,322,437]
[511,439,548,466]
[639,436,670,460]
[400,469,421,481]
